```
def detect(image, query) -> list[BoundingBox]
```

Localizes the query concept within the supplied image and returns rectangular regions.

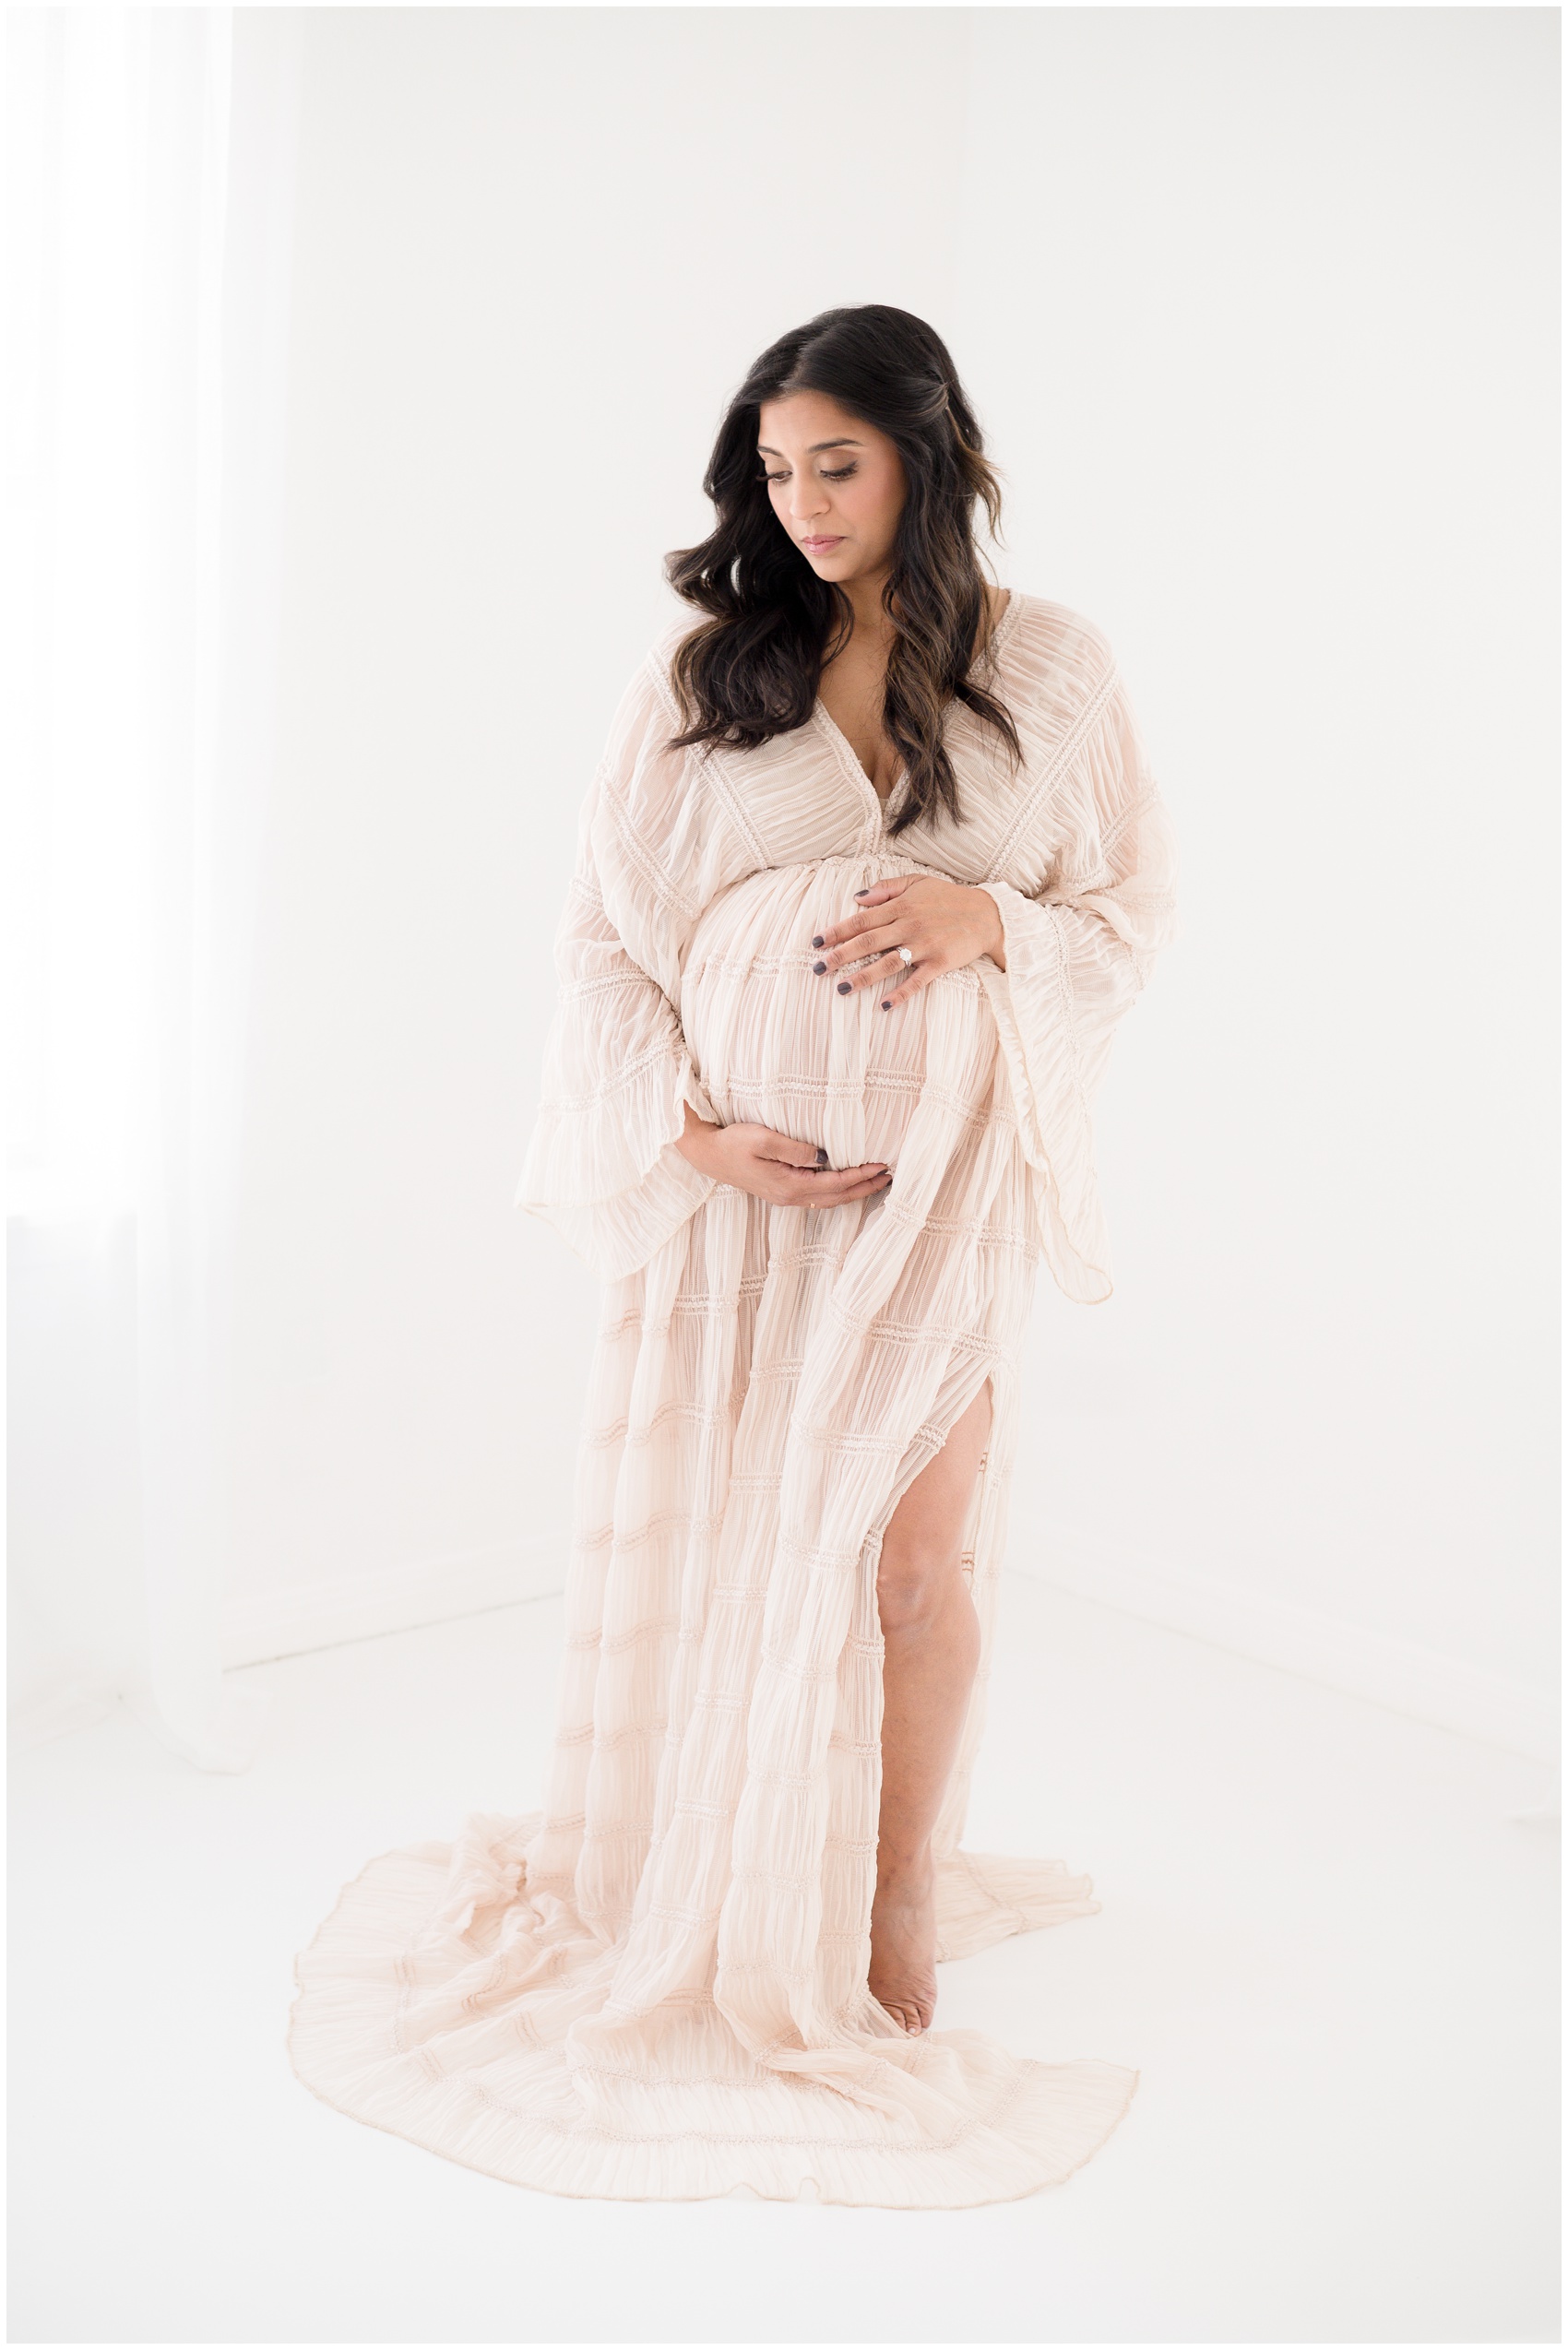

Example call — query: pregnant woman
[290,305,1179,2208]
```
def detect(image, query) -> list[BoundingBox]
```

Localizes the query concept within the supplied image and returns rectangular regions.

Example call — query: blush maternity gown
[289,590,1180,2207]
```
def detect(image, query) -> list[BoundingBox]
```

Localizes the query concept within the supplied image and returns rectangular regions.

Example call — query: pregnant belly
[679,855,1000,1176]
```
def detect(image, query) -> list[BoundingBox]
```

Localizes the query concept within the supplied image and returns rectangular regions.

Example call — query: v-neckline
[811,589,1022,836]
[812,699,898,835]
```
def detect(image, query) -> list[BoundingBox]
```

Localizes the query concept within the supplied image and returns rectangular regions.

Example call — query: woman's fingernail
[812,961,826,974]
[836,980,851,995]
[881,999,892,1010]
[853,889,869,899]
[815,1146,828,1165]
[811,934,825,948]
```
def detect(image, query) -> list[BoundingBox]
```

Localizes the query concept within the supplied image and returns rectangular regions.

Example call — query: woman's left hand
[810,873,1007,1006]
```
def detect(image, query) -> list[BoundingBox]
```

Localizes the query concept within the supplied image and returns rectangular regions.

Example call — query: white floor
[7,1576,1559,2346]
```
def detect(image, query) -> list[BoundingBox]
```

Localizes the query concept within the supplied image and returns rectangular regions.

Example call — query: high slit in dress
[288,590,1180,2207]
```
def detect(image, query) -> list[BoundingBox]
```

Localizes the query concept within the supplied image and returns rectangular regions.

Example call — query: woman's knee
[875,1533,964,1632]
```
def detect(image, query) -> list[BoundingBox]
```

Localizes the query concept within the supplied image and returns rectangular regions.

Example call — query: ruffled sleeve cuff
[973,881,1123,1307]
[515,1040,719,1286]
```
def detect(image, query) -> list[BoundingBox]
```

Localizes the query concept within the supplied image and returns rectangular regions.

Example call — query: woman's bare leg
[868,1379,992,2034]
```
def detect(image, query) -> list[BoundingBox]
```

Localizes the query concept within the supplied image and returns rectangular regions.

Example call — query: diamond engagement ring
[897,946,914,965]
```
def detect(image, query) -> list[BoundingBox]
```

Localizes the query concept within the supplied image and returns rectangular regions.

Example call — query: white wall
[220,10,1556,1749]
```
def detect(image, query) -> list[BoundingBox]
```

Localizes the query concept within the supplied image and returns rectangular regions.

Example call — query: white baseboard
[1016,1532,1559,1765]
[218,1523,1557,1768]
[220,1534,569,1670]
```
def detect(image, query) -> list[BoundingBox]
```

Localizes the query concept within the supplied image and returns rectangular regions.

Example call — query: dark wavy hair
[663,305,1019,836]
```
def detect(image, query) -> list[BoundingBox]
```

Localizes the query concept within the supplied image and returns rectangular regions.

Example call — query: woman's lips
[801,535,845,553]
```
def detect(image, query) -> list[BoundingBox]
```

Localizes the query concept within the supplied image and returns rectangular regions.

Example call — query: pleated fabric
[289,593,1179,2205]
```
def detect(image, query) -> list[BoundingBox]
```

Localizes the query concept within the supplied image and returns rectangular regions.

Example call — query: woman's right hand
[672,1104,891,1206]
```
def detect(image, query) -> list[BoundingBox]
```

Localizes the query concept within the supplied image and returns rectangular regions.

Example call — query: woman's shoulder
[642,604,707,682]
[593,608,706,758]
[992,590,1122,716]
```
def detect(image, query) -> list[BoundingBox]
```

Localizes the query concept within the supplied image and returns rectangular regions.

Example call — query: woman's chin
[804,549,872,585]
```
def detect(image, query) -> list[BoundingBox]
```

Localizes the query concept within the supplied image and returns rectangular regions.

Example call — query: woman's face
[757,390,907,588]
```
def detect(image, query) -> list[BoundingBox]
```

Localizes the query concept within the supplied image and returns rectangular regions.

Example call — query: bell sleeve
[514,658,723,1286]
[973,662,1179,1305]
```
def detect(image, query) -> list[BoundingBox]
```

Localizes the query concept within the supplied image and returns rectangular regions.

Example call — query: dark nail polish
[811,934,824,949]
[836,980,851,995]
[853,889,869,898]
[812,960,826,974]
[881,999,891,1010]
[815,1146,828,1165]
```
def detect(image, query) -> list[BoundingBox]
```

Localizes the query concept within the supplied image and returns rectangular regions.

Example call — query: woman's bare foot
[868,1857,937,2034]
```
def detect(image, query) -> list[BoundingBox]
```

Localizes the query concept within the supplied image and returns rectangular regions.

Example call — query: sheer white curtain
[4,9,299,1770]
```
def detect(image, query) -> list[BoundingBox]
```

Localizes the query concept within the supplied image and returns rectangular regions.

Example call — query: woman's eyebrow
[756,438,864,457]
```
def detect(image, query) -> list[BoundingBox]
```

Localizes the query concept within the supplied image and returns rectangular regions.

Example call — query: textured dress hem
[288,1830,1140,2208]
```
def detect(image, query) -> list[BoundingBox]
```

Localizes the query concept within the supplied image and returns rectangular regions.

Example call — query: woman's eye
[761,465,855,486]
